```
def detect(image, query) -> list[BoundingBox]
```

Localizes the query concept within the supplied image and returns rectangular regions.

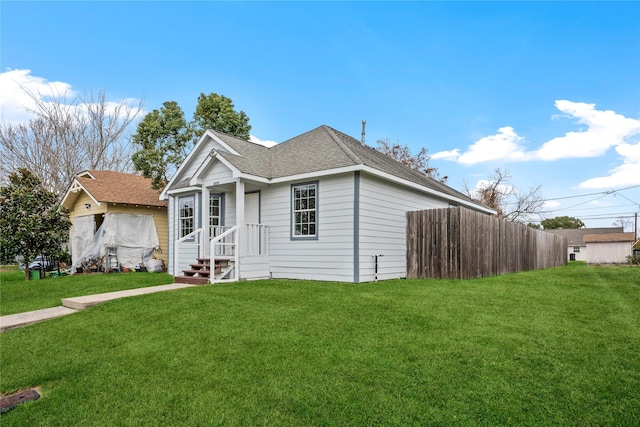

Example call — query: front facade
[162,125,494,283]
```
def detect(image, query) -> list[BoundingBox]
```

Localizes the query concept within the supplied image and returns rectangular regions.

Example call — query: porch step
[175,276,210,285]
[176,257,232,285]
[182,269,211,278]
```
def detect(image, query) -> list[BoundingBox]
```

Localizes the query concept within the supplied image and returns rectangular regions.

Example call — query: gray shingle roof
[202,125,483,206]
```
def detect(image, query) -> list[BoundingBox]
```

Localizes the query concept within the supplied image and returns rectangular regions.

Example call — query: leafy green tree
[131,101,192,190]
[0,169,71,280]
[132,94,251,190]
[541,216,585,229]
[193,93,251,140]
[527,223,542,230]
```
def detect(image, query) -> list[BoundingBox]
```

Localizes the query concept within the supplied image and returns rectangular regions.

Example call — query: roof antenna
[361,120,366,145]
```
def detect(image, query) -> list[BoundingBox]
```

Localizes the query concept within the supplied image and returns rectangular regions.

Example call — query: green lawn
[0,267,174,316]
[1,263,639,425]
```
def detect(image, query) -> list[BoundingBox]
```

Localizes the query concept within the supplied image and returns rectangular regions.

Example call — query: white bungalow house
[161,125,494,284]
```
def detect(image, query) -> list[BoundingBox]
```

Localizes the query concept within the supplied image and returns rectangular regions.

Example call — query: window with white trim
[292,182,317,238]
[209,194,223,238]
[179,195,195,238]
[573,246,580,253]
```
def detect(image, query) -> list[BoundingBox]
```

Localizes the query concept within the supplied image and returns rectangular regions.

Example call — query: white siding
[178,139,214,182]
[587,242,632,264]
[358,173,450,282]
[262,173,355,282]
[202,161,234,187]
[568,245,587,262]
[240,255,270,280]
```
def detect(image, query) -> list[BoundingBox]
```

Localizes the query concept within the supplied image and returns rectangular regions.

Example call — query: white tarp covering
[72,215,95,268]
[71,213,160,272]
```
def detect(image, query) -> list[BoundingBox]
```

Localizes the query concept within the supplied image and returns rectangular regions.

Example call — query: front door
[245,192,260,224]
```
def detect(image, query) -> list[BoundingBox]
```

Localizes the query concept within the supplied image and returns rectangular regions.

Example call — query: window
[209,194,223,238]
[573,246,580,253]
[179,196,195,238]
[291,182,317,239]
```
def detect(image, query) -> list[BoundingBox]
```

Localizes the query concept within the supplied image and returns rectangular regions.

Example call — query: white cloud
[456,126,530,164]
[0,68,142,125]
[439,101,640,168]
[249,135,278,148]
[542,200,561,209]
[430,148,460,160]
[578,141,640,188]
[535,100,640,160]
[0,69,76,124]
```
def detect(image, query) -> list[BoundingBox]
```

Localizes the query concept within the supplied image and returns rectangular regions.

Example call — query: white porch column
[202,186,210,257]
[235,179,245,258]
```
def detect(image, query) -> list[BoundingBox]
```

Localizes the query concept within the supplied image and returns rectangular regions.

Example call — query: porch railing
[210,226,238,283]
[174,228,204,276]
[245,224,270,256]
[174,224,270,280]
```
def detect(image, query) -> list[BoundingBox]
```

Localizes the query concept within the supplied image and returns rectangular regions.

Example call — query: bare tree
[463,168,545,222]
[0,88,143,197]
[376,138,446,182]
[612,217,633,232]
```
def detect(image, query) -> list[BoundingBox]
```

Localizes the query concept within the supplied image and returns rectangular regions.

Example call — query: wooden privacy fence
[407,207,567,279]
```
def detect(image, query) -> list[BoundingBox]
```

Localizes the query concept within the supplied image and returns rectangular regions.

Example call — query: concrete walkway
[0,283,194,332]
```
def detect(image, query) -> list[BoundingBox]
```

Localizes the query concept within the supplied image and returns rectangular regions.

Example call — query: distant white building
[584,233,636,264]
[545,227,623,262]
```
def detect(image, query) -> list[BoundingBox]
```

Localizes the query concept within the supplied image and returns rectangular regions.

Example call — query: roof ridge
[321,125,362,165]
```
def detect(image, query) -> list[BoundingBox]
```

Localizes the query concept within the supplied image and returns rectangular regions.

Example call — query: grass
[0,266,174,316]
[1,263,639,425]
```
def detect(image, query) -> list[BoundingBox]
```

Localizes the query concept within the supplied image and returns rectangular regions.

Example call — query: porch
[173,224,270,284]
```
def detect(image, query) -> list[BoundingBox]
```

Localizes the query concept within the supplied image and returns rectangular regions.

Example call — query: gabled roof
[584,232,636,243]
[62,170,167,210]
[545,227,624,245]
[167,125,490,212]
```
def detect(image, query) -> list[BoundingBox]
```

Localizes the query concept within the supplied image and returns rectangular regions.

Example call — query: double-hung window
[209,194,223,238]
[291,182,318,239]
[179,195,195,238]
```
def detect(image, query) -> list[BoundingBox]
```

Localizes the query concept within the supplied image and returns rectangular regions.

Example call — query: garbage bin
[30,269,40,280]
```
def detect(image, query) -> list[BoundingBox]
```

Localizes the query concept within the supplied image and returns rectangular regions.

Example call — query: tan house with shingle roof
[583,232,635,264]
[61,171,168,271]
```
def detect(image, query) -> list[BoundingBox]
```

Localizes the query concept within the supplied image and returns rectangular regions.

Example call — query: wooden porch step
[175,276,209,285]
[182,269,211,278]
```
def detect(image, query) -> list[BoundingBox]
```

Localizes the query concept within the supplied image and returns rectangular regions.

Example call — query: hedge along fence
[407,207,568,279]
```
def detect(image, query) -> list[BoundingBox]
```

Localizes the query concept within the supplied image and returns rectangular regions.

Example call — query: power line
[542,184,640,202]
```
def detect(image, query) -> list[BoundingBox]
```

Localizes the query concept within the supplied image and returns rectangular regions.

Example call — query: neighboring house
[583,232,636,264]
[161,125,494,284]
[61,170,168,272]
[545,227,623,261]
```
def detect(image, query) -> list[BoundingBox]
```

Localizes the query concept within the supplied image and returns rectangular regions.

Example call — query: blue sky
[1,1,639,229]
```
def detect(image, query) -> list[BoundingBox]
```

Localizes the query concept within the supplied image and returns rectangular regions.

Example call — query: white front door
[245,192,260,224]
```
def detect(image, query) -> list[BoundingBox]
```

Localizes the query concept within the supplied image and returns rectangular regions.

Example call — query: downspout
[372,254,384,282]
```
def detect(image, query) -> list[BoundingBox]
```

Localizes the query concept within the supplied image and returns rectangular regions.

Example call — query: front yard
[0,267,174,316]
[1,263,638,425]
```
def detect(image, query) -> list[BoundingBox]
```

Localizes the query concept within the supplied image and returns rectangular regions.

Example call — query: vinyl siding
[202,160,234,187]
[262,173,355,282]
[358,173,450,282]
